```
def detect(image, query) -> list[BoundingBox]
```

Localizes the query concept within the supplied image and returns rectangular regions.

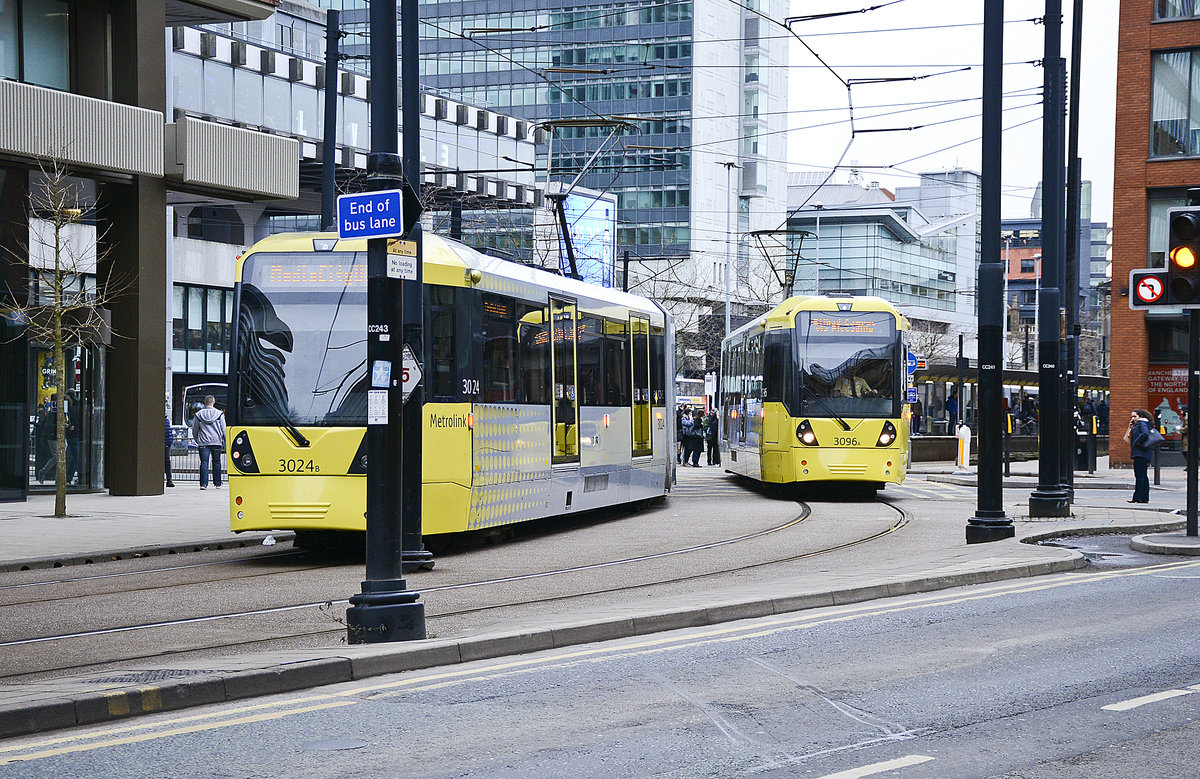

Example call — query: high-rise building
[325,0,789,361]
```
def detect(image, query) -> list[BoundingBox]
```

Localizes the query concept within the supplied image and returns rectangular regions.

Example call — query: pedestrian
[681,403,691,465]
[705,410,720,466]
[945,389,959,428]
[1126,409,1155,504]
[679,410,696,466]
[911,397,923,436]
[164,414,176,488]
[687,410,703,467]
[36,394,58,484]
[1182,406,1189,463]
[191,394,226,489]
[1097,398,1109,433]
[64,390,81,485]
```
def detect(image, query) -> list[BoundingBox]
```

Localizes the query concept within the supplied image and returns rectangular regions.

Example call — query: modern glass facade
[412,0,696,259]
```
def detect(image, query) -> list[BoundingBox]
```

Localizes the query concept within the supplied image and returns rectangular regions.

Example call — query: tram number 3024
[833,437,860,447]
[278,458,320,473]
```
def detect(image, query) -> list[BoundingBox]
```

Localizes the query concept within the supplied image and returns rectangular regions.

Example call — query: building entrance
[27,344,105,492]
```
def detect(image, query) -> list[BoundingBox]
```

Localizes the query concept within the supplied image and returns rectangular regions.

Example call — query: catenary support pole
[400,0,434,573]
[1030,0,1070,517]
[321,8,339,232]
[968,0,1012,542]
[1062,0,1085,502]
[1189,308,1199,537]
[346,0,425,643]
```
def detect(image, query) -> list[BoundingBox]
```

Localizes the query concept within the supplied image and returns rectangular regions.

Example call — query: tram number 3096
[833,437,860,447]
[278,458,320,473]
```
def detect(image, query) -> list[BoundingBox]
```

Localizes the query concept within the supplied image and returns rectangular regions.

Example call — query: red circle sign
[1136,276,1164,303]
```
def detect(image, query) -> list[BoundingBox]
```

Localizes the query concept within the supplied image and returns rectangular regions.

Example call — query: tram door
[550,296,579,465]
[631,315,652,457]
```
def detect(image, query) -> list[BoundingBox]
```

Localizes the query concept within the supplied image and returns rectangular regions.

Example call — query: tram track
[0,498,910,682]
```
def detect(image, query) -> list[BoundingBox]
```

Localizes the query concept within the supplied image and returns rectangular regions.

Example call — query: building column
[100,0,167,495]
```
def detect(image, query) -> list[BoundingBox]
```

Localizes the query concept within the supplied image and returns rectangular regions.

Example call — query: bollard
[953,422,973,475]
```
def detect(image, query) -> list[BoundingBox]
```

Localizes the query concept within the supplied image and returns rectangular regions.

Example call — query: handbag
[1145,428,1165,448]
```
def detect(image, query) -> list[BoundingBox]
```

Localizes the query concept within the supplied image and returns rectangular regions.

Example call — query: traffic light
[1168,207,1200,304]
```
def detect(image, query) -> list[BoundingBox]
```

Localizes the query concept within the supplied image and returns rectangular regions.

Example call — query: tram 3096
[226,232,674,541]
[720,295,910,490]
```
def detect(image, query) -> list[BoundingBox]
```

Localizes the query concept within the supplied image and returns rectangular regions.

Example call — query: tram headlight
[796,420,819,446]
[876,421,898,447]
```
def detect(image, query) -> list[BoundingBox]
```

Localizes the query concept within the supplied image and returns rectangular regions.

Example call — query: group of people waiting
[677,405,719,468]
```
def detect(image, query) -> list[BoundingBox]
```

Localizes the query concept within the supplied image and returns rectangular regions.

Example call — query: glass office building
[319,0,788,307]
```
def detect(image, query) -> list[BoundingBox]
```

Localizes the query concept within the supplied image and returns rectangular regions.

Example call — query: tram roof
[235,231,666,322]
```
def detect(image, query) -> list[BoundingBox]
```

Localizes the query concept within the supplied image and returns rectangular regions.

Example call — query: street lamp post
[721,161,738,339]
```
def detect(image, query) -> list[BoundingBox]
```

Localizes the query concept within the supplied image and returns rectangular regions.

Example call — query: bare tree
[1,158,124,516]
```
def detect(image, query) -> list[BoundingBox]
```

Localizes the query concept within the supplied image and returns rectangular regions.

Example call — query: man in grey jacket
[191,395,226,490]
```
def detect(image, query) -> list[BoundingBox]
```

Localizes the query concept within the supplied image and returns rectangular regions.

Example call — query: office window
[1020,258,1036,273]
[1157,0,1199,20]
[1150,49,1200,157]
[6,0,70,89]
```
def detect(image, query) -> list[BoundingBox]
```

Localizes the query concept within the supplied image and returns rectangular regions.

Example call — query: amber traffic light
[1168,208,1200,304]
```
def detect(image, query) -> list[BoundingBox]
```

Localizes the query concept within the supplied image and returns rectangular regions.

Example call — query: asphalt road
[2,554,1197,777]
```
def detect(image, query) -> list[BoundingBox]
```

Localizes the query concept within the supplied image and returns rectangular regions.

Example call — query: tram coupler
[347,578,426,643]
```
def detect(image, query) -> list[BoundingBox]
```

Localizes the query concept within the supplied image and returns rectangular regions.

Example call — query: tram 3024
[720,295,910,491]
[226,232,675,543]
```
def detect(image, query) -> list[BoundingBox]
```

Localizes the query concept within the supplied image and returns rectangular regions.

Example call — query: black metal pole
[622,249,630,292]
[968,0,1011,542]
[400,0,433,573]
[320,8,340,232]
[346,0,425,643]
[1063,0,1084,503]
[1030,0,1070,517]
[1189,309,1199,536]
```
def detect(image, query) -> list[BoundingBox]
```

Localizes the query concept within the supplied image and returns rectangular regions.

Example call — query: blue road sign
[906,387,918,403]
[337,189,406,240]
[907,353,918,375]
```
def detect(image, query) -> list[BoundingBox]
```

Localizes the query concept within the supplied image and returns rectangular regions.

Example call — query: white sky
[785,0,1118,223]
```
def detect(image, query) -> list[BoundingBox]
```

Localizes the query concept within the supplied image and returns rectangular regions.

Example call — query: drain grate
[86,669,214,684]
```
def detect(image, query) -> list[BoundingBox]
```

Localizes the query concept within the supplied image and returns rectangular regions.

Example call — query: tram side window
[429,286,456,400]
[517,302,550,405]
[576,316,603,406]
[603,320,629,406]
[650,326,666,405]
[482,294,519,402]
[747,334,763,401]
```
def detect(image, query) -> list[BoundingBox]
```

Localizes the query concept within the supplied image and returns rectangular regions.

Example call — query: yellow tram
[226,232,673,542]
[720,295,910,490]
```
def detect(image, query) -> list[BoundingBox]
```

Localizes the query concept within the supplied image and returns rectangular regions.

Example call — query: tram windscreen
[234,252,367,426]
[794,311,897,418]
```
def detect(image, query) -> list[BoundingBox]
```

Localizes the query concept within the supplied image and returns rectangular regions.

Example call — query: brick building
[1110,1,1200,465]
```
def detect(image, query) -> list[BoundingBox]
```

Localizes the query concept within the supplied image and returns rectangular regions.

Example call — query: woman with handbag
[1127,409,1158,503]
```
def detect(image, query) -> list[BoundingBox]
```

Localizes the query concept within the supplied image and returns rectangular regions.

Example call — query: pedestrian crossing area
[883,479,981,502]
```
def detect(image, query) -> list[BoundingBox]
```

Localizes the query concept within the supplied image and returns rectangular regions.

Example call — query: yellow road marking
[0,694,345,754]
[0,700,357,765]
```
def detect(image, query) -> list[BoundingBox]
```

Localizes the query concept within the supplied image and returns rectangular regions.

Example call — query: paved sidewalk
[0,462,1191,739]
[0,487,286,572]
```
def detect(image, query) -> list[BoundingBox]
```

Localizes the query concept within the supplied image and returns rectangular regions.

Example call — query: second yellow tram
[720,295,910,489]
